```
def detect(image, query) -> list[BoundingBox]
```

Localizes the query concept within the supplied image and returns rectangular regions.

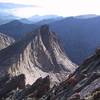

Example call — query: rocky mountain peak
[39,25,50,50]
[0,25,77,84]
[40,24,49,34]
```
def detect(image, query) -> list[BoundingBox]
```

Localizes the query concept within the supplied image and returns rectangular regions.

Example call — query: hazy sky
[0,0,100,18]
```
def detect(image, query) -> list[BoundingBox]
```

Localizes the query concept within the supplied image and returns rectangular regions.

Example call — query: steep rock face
[0,33,15,50]
[0,25,76,84]
[49,48,100,100]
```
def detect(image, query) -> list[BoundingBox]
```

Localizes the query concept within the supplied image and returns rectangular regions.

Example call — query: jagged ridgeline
[0,25,76,85]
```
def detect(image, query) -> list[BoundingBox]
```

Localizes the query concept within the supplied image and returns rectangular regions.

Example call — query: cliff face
[49,48,100,100]
[0,25,76,84]
[0,33,15,50]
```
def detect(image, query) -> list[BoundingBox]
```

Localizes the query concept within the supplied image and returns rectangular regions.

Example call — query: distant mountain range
[0,15,63,39]
[50,16,100,64]
[74,14,98,19]
[0,14,63,25]
[0,12,19,25]
[22,15,63,24]
[0,20,37,39]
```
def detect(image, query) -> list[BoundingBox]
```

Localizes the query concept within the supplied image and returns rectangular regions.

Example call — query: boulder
[0,74,25,98]
[16,75,50,100]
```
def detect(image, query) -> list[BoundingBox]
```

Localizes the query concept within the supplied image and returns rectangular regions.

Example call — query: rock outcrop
[0,74,25,99]
[0,33,15,50]
[0,74,50,100]
[48,48,100,100]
